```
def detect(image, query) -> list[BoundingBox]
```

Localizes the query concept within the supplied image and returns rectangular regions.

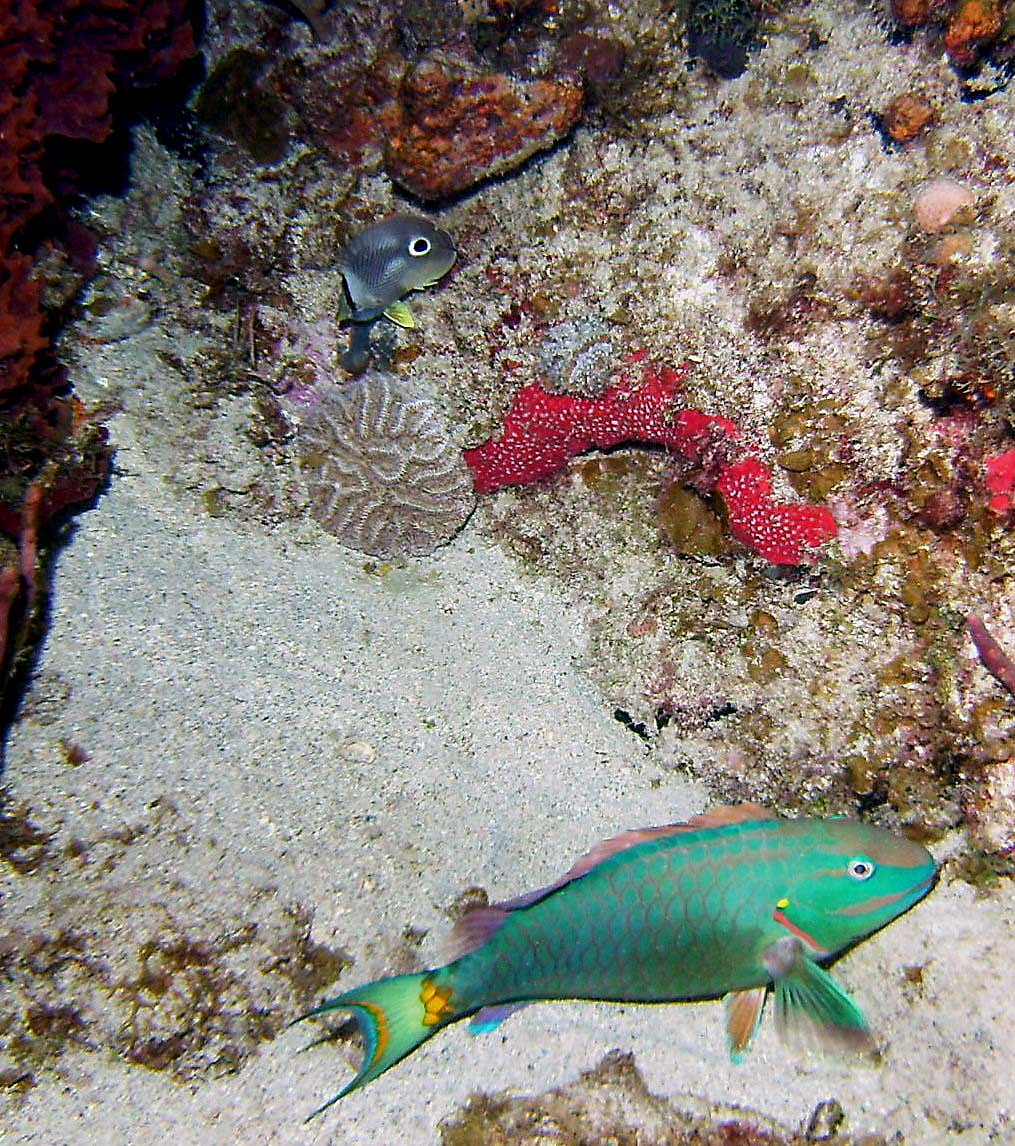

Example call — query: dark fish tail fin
[340,320,374,375]
[299,970,454,1118]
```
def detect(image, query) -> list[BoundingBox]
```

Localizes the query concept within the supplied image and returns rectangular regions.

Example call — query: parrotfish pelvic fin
[725,987,767,1062]
[468,1001,529,1035]
[764,936,874,1056]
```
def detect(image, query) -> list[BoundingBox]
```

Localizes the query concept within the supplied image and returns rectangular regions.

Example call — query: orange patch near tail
[360,1002,391,1067]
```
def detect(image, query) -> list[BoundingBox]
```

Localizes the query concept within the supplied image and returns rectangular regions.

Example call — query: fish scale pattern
[446,825,791,1008]
[298,372,476,559]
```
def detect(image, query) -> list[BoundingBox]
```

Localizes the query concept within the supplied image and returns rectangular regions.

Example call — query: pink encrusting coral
[985,449,1015,514]
[464,360,838,565]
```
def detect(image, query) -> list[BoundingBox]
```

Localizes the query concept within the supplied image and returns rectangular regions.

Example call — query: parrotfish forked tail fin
[297,971,451,1121]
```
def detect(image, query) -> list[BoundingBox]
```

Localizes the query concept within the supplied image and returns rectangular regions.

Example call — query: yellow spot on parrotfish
[420,978,454,1026]
[776,897,790,909]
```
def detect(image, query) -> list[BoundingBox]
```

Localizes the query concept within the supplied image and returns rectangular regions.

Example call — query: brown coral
[439,1050,890,1145]
[945,0,1003,65]
[383,56,583,200]
[883,91,935,143]
[0,796,347,1085]
[890,0,932,26]
[298,374,476,559]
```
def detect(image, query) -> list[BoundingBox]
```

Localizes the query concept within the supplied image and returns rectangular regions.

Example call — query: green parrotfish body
[300,804,937,1118]
[337,214,456,374]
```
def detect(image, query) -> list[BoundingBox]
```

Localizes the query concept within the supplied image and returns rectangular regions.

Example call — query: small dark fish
[338,214,456,373]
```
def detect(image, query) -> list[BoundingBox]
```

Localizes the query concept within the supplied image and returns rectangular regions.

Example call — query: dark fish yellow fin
[725,987,767,1062]
[384,300,415,328]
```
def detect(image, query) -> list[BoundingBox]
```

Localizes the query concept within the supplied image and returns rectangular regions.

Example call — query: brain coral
[297,373,476,559]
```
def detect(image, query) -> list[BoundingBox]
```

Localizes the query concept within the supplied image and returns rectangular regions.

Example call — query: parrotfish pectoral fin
[383,300,415,329]
[468,1001,529,1035]
[724,987,767,1062]
[765,939,874,1055]
[296,970,451,1119]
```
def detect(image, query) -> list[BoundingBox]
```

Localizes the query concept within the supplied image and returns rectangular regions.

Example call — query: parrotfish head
[338,214,457,319]
[772,819,937,957]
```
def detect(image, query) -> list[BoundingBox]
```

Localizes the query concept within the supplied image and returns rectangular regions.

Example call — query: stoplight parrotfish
[337,214,456,374]
[298,804,937,1119]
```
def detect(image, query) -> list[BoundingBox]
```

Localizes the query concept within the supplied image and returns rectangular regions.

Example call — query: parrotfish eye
[847,857,876,881]
[408,236,432,258]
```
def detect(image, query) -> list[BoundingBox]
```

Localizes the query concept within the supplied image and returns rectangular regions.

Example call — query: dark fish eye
[408,236,432,258]
[847,857,875,881]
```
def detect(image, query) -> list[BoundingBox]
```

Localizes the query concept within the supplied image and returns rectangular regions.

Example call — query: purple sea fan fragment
[297,373,476,559]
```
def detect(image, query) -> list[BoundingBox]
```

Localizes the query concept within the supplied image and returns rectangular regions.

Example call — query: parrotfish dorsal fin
[552,805,776,892]
[447,905,510,960]
[554,824,697,885]
[687,802,776,828]
[446,828,685,960]
[448,805,776,962]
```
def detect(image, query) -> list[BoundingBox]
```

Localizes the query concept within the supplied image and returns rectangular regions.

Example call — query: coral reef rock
[383,55,584,201]
[538,318,617,398]
[298,373,476,559]
[0,0,198,720]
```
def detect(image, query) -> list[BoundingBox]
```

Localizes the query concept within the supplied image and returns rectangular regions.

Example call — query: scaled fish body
[337,214,456,374]
[300,804,936,1116]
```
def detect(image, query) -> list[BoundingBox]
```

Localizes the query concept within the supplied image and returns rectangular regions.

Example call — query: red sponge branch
[464,359,838,566]
[714,457,837,566]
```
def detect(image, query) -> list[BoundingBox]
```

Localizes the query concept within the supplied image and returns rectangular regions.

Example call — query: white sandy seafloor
[2,413,1014,1146]
[3,0,1015,1143]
